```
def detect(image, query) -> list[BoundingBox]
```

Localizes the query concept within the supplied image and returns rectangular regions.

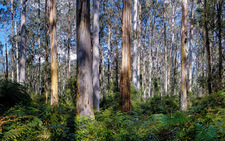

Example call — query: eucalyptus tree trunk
[5,25,8,81]
[115,41,119,91]
[132,0,138,89]
[217,0,223,89]
[50,0,58,106]
[142,26,148,100]
[45,0,49,103]
[148,18,155,97]
[19,0,26,84]
[67,1,71,79]
[107,25,111,85]
[15,12,19,82]
[38,0,41,94]
[137,0,141,91]
[93,0,100,111]
[100,40,105,97]
[188,0,194,93]
[181,0,188,111]
[204,0,212,94]
[170,0,175,96]
[11,0,14,82]
[76,0,94,118]
[163,0,167,96]
[120,0,131,112]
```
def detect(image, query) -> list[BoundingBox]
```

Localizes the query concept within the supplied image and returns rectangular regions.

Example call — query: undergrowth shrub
[0,81,32,114]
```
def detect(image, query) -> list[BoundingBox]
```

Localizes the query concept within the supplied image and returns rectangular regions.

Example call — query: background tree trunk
[188,0,194,93]
[163,0,167,96]
[204,0,212,94]
[132,0,138,89]
[45,0,49,103]
[5,25,8,81]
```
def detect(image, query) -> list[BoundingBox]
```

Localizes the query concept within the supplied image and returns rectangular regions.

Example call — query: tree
[188,0,194,93]
[76,0,94,118]
[181,0,188,111]
[93,0,100,111]
[44,0,49,103]
[120,0,131,112]
[204,0,212,94]
[163,0,167,96]
[132,0,138,89]
[4,25,8,81]
[50,0,58,106]
[217,0,223,90]
[19,0,27,84]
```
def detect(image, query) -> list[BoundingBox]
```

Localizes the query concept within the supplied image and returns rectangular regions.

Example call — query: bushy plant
[0,81,32,114]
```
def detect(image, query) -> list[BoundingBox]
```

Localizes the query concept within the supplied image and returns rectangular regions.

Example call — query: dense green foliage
[0,81,225,140]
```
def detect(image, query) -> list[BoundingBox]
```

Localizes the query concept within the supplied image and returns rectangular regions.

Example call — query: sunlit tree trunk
[181,0,188,111]
[76,0,94,118]
[204,0,212,94]
[132,0,138,89]
[93,0,100,111]
[50,0,58,106]
[120,0,131,112]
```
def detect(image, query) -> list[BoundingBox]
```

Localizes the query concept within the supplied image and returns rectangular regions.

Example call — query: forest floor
[0,81,225,141]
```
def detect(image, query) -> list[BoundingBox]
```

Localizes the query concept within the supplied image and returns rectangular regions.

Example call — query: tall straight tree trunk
[5,25,8,81]
[93,0,100,111]
[163,0,167,96]
[120,0,131,112]
[107,25,111,85]
[67,1,71,79]
[45,0,49,103]
[116,41,119,91]
[76,0,94,118]
[188,0,194,93]
[170,0,175,96]
[181,0,188,111]
[50,0,58,106]
[19,0,26,84]
[100,40,105,97]
[11,0,14,82]
[15,12,19,82]
[137,0,141,91]
[142,26,147,100]
[38,0,41,94]
[148,18,155,97]
[217,0,223,89]
[132,0,138,89]
[204,0,212,94]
